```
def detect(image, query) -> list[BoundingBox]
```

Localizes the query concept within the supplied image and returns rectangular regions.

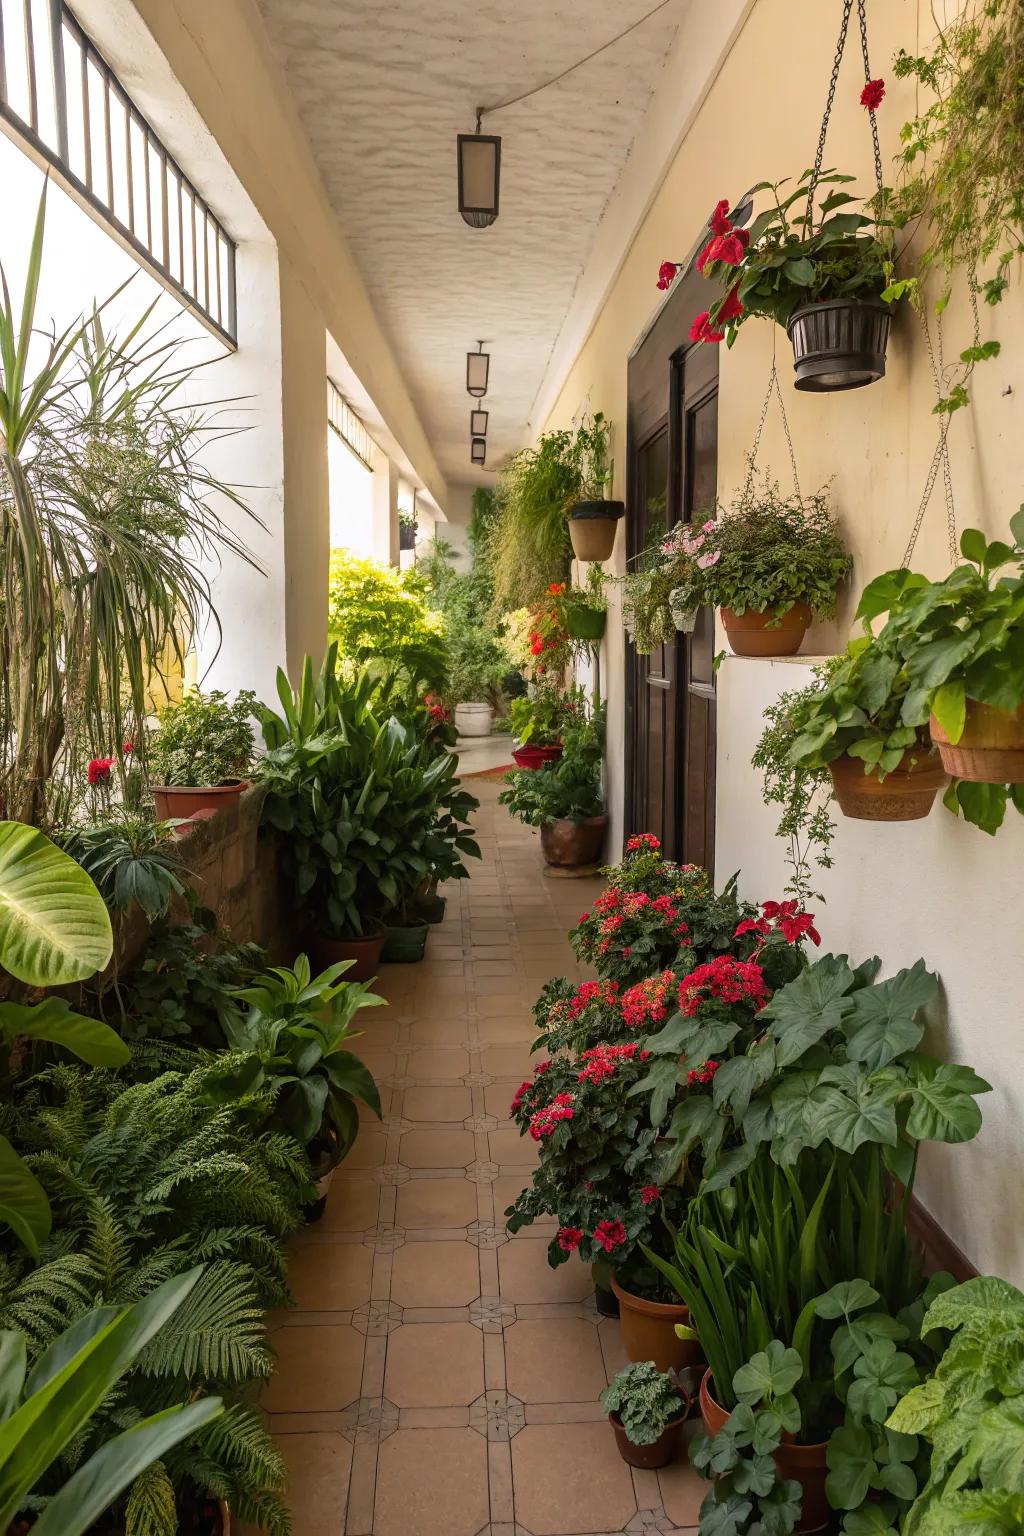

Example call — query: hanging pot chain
[743,358,803,503]
[807,0,854,221]
[856,0,885,196]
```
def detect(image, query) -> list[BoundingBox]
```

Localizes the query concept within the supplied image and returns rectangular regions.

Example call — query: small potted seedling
[601,1360,689,1469]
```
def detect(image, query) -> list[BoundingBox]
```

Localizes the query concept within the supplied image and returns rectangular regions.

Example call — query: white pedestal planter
[455,702,493,737]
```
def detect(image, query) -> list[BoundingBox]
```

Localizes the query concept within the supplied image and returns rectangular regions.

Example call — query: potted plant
[557,563,609,641]
[148,689,257,821]
[489,429,581,614]
[855,516,1024,832]
[501,706,607,868]
[661,175,897,390]
[398,507,417,551]
[211,953,384,1217]
[786,629,947,821]
[566,412,625,561]
[695,472,852,657]
[601,1362,689,1469]
[509,683,569,770]
[448,631,505,738]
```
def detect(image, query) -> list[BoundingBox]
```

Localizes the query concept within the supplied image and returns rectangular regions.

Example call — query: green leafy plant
[601,1361,687,1445]
[0,1269,223,1536]
[59,813,187,923]
[508,683,570,748]
[489,427,586,615]
[112,911,264,1047]
[752,669,838,904]
[558,563,609,617]
[855,513,1024,833]
[148,690,256,789]
[500,705,605,825]
[328,548,447,690]
[889,1275,1024,1533]
[210,954,383,1159]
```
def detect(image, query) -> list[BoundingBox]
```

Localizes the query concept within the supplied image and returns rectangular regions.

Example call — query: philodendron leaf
[0,822,112,985]
[758,955,855,1067]
[902,1056,991,1144]
[842,961,936,1072]
[0,999,129,1068]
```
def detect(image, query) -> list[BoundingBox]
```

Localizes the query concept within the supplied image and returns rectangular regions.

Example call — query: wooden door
[625,271,719,870]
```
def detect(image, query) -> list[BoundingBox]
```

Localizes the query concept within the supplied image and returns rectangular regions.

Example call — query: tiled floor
[260,782,706,1535]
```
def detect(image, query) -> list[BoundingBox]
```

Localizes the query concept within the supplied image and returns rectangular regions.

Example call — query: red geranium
[860,77,885,110]
[593,1218,628,1254]
[557,1226,583,1252]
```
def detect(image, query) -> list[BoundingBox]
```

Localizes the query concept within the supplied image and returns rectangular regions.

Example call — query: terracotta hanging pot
[610,1276,702,1374]
[720,602,811,657]
[569,500,625,562]
[930,700,1024,783]
[828,748,946,821]
[540,815,607,868]
[608,1409,688,1470]
[787,298,891,392]
[700,1371,829,1534]
[312,923,386,982]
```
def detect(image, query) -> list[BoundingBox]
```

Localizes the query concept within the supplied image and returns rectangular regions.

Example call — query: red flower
[735,917,771,939]
[860,78,885,110]
[640,1185,661,1206]
[687,1059,721,1087]
[529,1093,575,1141]
[121,740,134,756]
[779,911,822,947]
[557,1226,584,1253]
[87,756,114,785]
[696,237,717,276]
[657,261,679,291]
[712,230,748,267]
[510,1080,533,1115]
[717,282,745,323]
[626,832,660,852]
[678,955,770,1017]
[710,198,732,236]
[593,1218,628,1254]
[689,311,725,344]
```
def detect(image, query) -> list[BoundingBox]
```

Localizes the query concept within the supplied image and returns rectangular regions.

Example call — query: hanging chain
[807,0,854,221]
[856,0,885,196]
[774,371,802,501]
[743,354,802,503]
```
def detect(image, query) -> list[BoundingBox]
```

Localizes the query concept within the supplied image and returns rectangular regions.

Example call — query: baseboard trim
[907,1194,978,1283]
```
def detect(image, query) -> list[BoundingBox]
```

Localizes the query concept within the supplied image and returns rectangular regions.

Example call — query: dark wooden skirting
[907,1194,978,1283]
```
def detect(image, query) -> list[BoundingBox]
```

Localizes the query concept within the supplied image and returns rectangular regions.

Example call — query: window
[0,0,237,343]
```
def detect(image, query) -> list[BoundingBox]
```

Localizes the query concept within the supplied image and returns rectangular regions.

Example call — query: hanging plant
[883,0,1024,413]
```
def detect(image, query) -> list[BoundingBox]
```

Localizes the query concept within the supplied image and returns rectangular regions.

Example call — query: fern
[181,1405,290,1536]
[137,1261,274,1384]
[125,1460,177,1536]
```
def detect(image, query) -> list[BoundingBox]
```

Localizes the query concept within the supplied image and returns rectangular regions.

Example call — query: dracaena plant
[854,512,1024,834]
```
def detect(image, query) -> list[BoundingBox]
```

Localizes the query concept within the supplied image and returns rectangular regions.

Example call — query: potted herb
[212,953,384,1216]
[661,175,897,390]
[786,630,947,821]
[695,472,852,657]
[500,706,607,868]
[557,563,609,641]
[856,514,1024,833]
[398,507,417,551]
[148,689,257,821]
[601,1362,689,1469]
[566,412,625,561]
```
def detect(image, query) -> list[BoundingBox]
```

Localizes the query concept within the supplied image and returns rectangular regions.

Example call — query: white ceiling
[256,0,686,490]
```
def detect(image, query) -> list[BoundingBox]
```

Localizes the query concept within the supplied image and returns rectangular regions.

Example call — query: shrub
[328,549,446,689]
[148,689,257,788]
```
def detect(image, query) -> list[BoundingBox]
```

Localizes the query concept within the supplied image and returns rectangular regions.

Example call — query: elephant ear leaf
[0,822,112,985]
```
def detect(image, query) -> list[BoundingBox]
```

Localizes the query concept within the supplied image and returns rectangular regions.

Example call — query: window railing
[328,379,374,469]
[0,0,237,344]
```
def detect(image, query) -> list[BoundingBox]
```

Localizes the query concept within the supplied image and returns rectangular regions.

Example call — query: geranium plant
[659,176,894,345]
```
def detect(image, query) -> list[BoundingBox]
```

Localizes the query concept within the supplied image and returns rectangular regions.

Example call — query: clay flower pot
[313,924,386,982]
[787,297,891,392]
[540,815,607,869]
[610,1276,702,1374]
[609,1409,687,1469]
[699,1370,830,1534]
[568,500,625,562]
[152,778,249,823]
[720,603,811,658]
[930,700,1024,784]
[829,748,946,821]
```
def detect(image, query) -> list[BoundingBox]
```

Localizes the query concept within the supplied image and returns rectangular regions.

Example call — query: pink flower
[657,261,679,291]
[558,1226,584,1253]
[697,550,721,569]
[860,78,885,110]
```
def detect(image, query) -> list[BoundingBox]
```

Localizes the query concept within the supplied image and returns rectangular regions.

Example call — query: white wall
[716,654,1024,1284]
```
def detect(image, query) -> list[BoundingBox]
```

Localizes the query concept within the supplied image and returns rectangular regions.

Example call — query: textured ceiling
[256,0,683,492]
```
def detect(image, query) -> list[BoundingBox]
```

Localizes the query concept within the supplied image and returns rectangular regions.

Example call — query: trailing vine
[751,667,837,904]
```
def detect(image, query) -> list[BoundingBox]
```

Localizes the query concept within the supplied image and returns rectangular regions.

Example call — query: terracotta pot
[611,1276,702,1374]
[787,297,891,392]
[152,778,249,822]
[512,742,564,770]
[930,700,1024,784]
[540,815,607,868]
[569,500,625,562]
[720,603,811,658]
[699,1371,829,1534]
[454,701,493,737]
[609,1409,687,1469]
[312,925,386,982]
[829,748,946,821]
[218,1499,231,1535]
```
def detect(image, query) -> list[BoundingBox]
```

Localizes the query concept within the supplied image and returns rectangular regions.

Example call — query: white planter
[455,702,493,738]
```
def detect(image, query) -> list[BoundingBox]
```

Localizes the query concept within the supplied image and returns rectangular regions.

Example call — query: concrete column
[372,448,399,566]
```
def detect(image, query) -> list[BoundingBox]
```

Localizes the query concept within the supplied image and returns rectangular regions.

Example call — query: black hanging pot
[399,522,416,551]
[569,500,625,562]
[786,298,891,392]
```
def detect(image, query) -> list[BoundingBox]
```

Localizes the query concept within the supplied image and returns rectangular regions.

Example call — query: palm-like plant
[0,182,263,826]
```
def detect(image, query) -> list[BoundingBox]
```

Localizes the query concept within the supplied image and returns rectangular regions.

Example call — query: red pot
[312,925,386,981]
[152,778,249,823]
[699,1370,829,1533]
[512,743,564,770]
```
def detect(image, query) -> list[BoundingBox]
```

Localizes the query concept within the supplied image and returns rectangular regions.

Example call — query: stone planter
[454,701,493,737]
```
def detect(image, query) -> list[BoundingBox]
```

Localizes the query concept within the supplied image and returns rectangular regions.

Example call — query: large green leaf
[0,1135,50,1260]
[0,998,128,1067]
[903,1057,991,1144]
[758,955,855,1067]
[843,961,936,1071]
[0,822,112,985]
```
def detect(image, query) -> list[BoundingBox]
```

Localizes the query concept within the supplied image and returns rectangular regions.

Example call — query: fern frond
[136,1262,273,1384]
[183,1405,290,1536]
[125,1459,177,1536]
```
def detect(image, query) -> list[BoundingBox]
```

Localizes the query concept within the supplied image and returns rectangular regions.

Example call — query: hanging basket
[720,603,811,657]
[787,298,891,392]
[564,605,607,640]
[930,701,1024,783]
[829,750,946,822]
[569,500,625,561]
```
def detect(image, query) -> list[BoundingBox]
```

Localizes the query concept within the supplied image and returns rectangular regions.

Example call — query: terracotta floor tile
[375,1428,489,1536]
[275,1429,351,1536]
[384,1321,484,1406]
[348,1049,396,1079]
[498,1240,593,1304]
[390,1240,480,1307]
[659,1457,708,1527]
[489,1127,539,1165]
[403,1084,473,1122]
[486,1084,527,1120]
[263,1324,364,1413]
[598,1316,630,1382]
[505,1317,608,1404]
[407,1017,473,1046]
[401,1128,476,1168]
[512,1421,636,1535]
[482,1045,537,1079]
[342,1130,387,1168]
[317,1178,379,1231]
[493,1174,550,1229]
[406,1047,471,1080]
[396,1177,478,1229]
[286,1241,373,1310]
[478,1015,537,1045]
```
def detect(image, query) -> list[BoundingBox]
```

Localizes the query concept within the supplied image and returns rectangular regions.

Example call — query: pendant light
[470,407,489,436]
[457,113,501,228]
[466,342,490,398]
[471,436,487,466]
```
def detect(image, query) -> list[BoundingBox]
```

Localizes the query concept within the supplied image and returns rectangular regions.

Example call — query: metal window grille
[327,379,374,469]
[0,0,237,344]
